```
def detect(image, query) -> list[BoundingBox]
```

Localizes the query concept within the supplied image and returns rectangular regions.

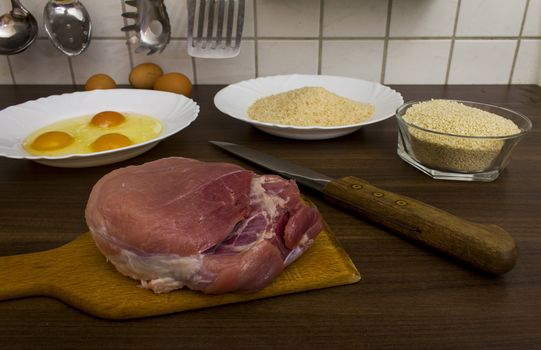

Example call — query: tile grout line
[253,0,259,78]
[83,36,127,40]
[317,0,324,75]
[508,0,530,84]
[120,0,135,70]
[445,0,462,84]
[6,56,16,85]
[387,36,540,40]
[191,0,198,85]
[380,0,393,84]
[191,58,198,85]
[86,35,541,41]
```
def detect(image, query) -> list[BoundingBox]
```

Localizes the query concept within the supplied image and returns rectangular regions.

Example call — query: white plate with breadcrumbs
[0,89,199,168]
[214,74,404,140]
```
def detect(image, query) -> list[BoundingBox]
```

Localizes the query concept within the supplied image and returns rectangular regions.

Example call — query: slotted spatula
[187,0,245,58]
[121,0,171,55]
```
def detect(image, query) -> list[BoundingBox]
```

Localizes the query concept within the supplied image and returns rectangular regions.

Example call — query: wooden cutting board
[0,223,360,320]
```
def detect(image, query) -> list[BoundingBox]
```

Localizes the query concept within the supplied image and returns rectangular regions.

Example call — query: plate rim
[0,89,200,161]
[214,73,404,131]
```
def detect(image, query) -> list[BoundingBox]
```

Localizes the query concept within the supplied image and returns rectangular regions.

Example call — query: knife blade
[210,141,332,192]
[210,140,517,275]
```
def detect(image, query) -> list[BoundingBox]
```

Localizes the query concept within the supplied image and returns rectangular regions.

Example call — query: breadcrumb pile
[247,87,374,127]
[401,99,521,173]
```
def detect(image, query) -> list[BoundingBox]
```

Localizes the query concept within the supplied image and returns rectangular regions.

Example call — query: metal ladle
[43,0,91,56]
[0,0,38,55]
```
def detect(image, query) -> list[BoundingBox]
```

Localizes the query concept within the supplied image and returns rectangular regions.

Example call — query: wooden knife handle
[323,176,517,275]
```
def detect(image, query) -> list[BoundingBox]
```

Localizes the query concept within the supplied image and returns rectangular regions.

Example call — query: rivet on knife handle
[323,176,518,275]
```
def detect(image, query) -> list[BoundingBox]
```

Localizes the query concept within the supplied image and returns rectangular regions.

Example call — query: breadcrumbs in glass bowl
[395,99,532,182]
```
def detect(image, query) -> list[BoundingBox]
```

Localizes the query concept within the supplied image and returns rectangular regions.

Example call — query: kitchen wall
[1,0,540,85]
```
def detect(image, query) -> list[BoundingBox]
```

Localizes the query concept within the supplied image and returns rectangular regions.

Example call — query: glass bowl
[395,100,532,182]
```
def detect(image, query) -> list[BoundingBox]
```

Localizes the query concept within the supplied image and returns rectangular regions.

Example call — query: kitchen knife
[210,141,517,275]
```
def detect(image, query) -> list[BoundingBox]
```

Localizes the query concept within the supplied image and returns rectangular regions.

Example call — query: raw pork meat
[85,157,323,294]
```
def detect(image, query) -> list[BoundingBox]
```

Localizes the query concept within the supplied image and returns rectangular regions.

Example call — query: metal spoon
[0,0,38,55]
[43,0,92,56]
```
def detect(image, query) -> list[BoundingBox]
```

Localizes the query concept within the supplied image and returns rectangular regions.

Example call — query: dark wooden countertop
[0,85,540,349]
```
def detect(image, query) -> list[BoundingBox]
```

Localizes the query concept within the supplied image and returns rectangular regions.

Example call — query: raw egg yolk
[91,111,126,128]
[31,131,74,151]
[91,133,132,152]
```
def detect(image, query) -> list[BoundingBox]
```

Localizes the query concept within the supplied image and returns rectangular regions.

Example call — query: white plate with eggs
[214,74,404,140]
[0,89,199,168]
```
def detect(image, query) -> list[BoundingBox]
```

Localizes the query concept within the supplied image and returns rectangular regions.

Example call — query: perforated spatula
[187,0,245,58]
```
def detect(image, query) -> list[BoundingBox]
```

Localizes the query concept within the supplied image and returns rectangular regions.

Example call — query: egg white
[23,113,163,156]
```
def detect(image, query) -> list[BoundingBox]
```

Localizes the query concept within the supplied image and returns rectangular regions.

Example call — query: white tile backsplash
[2,0,540,86]
[321,40,384,81]
[258,40,319,76]
[71,40,131,85]
[385,40,451,84]
[0,57,12,84]
[0,57,13,85]
[10,40,72,84]
[195,40,255,84]
[523,0,541,36]
[166,0,188,38]
[390,0,458,37]
[323,0,388,37]
[257,0,320,37]
[84,0,125,38]
[22,1,48,38]
[513,40,541,84]
[456,0,527,37]
[243,0,256,38]
[0,2,9,14]
[448,40,517,84]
